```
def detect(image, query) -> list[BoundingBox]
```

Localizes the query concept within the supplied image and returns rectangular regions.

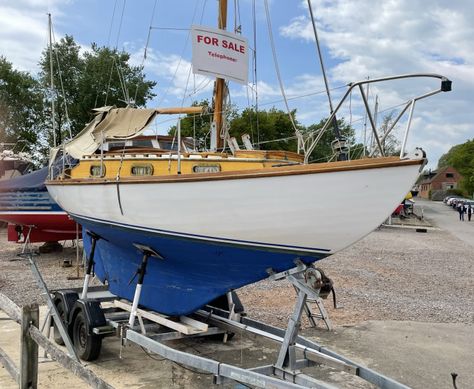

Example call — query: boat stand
[127,244,163,328]
[31,253,411,388]
[113,262,410,388]
[81,231,102,299]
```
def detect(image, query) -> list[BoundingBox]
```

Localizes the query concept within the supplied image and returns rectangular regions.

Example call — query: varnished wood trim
[47,156,423,186]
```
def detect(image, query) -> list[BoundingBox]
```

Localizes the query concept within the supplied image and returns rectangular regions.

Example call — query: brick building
[418,166,463,199]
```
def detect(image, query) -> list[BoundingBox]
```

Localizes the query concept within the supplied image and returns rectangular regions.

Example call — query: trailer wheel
[53,300,66,345]
[72,309,102,361]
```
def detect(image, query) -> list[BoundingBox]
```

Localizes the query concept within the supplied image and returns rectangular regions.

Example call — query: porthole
[192,164,221,173]
[90,165,105,177]
[131,164,154,176]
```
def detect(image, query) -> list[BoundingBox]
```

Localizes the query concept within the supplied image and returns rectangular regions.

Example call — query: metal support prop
[20,226,33,255]
[81,231,101,300]
[275,290,307,370]
[128,254,150,327]
[128,244,163,328]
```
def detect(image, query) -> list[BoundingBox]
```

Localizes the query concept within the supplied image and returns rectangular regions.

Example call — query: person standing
[468,204,472,222]
[458,202,465,221]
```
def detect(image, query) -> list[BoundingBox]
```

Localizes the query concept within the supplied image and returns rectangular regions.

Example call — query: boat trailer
[21,240,411,389]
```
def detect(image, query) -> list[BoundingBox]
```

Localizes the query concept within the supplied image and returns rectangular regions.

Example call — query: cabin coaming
[48,154,424,186]
[66,150,305,180]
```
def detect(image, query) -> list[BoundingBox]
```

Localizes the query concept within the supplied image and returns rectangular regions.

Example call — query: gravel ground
[1,218,473,329]
[239,225,474,328]
[0,232,98,306]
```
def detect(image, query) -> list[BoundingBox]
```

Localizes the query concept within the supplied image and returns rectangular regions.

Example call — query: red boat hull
[1,212,80,243]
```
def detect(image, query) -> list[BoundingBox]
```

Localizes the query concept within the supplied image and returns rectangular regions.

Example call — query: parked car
[447,197,466,206]
[444,195,461,204]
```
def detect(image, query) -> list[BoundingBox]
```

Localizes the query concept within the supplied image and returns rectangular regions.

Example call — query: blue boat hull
[78,216,328,316]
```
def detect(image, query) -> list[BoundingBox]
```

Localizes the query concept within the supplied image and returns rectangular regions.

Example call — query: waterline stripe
[70,212,331,254]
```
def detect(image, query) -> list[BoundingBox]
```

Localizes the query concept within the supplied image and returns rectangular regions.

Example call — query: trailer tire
[72,309,102,361]
[53,300,66,345]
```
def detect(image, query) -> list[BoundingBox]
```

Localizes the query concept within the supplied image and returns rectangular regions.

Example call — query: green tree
[303,118,357,162]
[0,56,44,154]
[438,139,474,196]
[38,35,82,146]
[79,44,156,123]
[168,100,212,148]
[39,36,157,144]
[229,107,301,152]
[171,105,300,151]
[170,104,361,162]
[377,112,401,156]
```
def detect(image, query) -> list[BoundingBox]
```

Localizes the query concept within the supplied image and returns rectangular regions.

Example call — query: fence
[0,292,113,389]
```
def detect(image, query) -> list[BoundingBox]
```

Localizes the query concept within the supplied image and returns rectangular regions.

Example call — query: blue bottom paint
[79,217,327,316]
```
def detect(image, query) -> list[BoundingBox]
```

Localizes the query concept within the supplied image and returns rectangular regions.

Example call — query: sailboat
[0,167,80,243]
[0,144,34,181]
[46,2,451,316]
[0,15,82,245]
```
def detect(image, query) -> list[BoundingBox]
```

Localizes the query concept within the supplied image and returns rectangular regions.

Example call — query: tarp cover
[91,107,157,139]
[55,107,157,159]
[0,167,48,192]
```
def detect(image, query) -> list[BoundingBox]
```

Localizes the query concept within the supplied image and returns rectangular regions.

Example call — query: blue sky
[1,0,473,168]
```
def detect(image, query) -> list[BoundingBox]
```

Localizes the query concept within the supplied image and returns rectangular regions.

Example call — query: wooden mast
[213,0,227,151]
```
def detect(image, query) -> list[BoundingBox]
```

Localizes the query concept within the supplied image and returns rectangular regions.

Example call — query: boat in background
[0,167,79,243]
[0,144,34,181]
[46,2,452,316]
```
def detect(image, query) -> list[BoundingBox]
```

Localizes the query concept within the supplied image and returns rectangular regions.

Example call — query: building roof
[418,166,461,185]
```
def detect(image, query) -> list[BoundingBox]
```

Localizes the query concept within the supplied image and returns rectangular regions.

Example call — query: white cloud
[279,0,474,167]
[130,48,213,105]
[0,1,70,72]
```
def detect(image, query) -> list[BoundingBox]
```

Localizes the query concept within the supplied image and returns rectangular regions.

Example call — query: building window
[446,173,454,178]
[131,164,153,176]
[90,165,105,177]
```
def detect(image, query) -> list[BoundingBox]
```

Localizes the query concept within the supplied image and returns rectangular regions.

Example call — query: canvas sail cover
[55,107,157,159]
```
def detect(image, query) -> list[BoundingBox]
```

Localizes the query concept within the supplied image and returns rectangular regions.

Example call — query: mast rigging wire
[49,17,73,141]
[252,0,260,147]
[48,14,56,148]
[155,0,205,107]
[133,0,159,104]
[263,0,300,143]
[104,0,129,106]
[306,0,335,115]
[106,0,119,47]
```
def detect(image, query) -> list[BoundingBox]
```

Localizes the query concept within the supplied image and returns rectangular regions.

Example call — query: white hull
[48,160,422,255]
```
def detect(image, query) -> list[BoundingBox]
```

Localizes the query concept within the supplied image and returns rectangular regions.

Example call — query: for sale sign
[191,25,248,84]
